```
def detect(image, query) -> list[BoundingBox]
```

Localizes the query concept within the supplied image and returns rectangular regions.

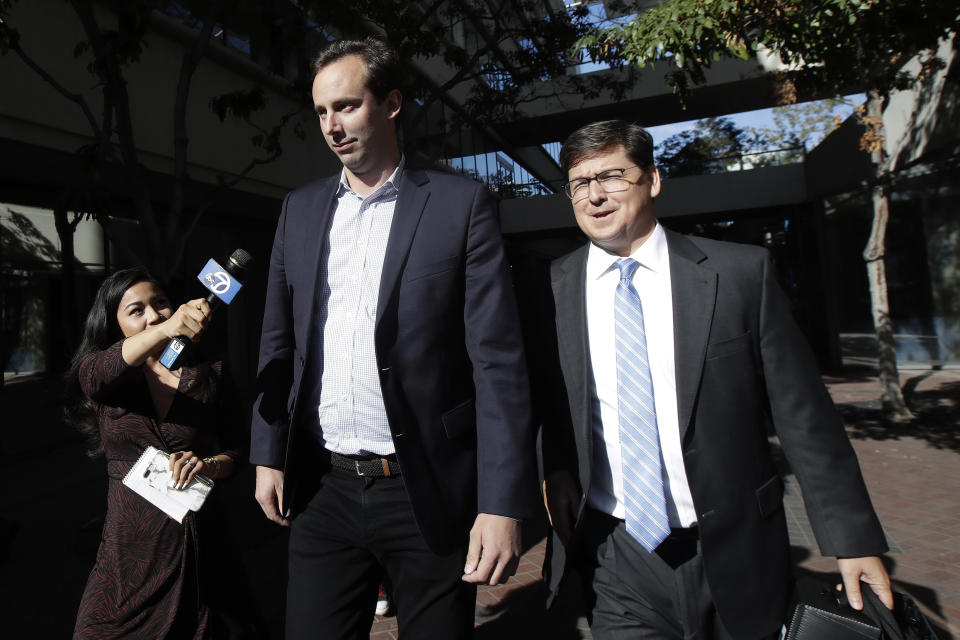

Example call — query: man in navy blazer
[536,120,892,639]
[250,38,535,639]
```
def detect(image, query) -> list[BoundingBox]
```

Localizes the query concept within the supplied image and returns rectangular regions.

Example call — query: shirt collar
[336,155,406,199]
[586,222,669,281]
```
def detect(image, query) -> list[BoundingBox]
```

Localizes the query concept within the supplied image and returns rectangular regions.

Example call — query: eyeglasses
[562,166,641,201]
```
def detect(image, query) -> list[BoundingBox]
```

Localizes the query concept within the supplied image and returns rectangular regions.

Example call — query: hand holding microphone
[160,298,213,343]
[160,248,253,369]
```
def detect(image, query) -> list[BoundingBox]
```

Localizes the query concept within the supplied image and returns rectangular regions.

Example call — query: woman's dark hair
[65,267,162,457]
[559,120,656,173]
[310,37,402,103]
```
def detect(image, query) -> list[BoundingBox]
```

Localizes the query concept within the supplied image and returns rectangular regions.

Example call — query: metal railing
[661,146,806,179]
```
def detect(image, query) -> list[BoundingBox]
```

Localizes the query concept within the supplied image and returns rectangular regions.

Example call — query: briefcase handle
[853,582,935,640]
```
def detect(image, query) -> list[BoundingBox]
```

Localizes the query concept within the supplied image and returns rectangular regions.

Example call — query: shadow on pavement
[475,571,591,640]
[840,378,960,452]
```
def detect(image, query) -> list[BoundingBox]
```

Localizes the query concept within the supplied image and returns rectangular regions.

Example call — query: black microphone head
[227,248,253,273]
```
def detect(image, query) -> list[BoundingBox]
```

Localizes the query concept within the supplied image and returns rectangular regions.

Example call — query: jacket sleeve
[249,193,296,469]
[462,183,538,521]
[78,340,138,403]
[757,251,888,557]
[516,258,579,484]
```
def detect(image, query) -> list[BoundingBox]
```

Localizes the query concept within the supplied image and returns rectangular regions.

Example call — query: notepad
[122,446,213,523]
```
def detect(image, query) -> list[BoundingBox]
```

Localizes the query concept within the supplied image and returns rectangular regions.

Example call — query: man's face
[567,146,660,257]
[311,54,401,179]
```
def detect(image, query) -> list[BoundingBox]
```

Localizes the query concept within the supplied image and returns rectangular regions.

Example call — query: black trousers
[576,509,777,640]
[286,464,475,640]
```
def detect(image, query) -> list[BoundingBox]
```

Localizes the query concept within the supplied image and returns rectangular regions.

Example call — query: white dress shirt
[315,159,404,456]
[584,223,698,527]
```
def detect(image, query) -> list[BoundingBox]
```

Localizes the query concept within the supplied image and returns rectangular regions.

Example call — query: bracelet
[202,456,221,477]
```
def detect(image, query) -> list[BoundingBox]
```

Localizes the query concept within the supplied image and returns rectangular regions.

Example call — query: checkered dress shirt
[316,160,403,456]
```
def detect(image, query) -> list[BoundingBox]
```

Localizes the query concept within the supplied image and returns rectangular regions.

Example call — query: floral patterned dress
[73,341,242,640]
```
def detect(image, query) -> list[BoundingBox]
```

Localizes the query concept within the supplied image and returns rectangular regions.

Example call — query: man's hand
[254,465,289,527]
[543,469,579,548]
[462,513,521,585]
[837,556,893,610]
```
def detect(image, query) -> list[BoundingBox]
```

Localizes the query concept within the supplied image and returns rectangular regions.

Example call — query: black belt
[329,451,401,477]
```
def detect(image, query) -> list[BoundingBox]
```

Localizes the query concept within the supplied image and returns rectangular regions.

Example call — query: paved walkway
[1,369,957,638]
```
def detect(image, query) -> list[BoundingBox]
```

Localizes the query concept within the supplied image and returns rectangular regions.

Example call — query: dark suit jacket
[250,167,536,554]
[538,229,887,638]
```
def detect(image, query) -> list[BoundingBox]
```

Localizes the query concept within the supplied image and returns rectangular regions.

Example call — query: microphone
[159,248,253,370]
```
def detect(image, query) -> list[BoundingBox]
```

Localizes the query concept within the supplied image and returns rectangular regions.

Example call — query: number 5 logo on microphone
[198,259,242,303]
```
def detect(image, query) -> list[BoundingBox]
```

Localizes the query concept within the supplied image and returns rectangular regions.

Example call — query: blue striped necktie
[614,258,671,553]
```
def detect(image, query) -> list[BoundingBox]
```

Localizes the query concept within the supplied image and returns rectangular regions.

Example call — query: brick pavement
[368,370,960,639]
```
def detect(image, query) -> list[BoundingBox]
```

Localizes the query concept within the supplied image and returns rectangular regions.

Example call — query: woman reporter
[67,267,248,639]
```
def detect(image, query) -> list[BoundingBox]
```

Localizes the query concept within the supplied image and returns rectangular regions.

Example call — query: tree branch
[69,0,162,272]
[168,104,301,272]
[8,38,102,139]
[170,0,222,243]
[168,148,281,273]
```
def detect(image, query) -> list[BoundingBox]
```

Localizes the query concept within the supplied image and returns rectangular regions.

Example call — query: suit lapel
[666,230,717,440]
[376,168,429,327]
[297,178,339,405]
[303,177,339,342]
[552,246,593,467]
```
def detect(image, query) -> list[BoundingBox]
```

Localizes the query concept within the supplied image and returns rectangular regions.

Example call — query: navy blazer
[250,167,537,554]
[538,230,887,638]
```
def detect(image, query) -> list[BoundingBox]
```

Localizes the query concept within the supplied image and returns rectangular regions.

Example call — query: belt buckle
[355,460,364,476]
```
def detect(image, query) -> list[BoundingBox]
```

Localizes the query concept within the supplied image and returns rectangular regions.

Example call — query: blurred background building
[2,0,958,385]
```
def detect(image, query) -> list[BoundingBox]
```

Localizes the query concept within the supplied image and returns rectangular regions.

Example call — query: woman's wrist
[202,454,235,479]
[202,455,222,479]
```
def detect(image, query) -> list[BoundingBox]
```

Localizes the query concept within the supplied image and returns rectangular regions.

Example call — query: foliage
[575,0,959,102]
[657,116,770,177]
[209,87,268,123]
[762,96,854,150]
[489,167,535,198]
[654,97,866,177]
[299,0,629,136]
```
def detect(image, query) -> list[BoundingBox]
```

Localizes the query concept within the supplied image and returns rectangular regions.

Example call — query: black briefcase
[785,579,880,639]
[785,579,937,640]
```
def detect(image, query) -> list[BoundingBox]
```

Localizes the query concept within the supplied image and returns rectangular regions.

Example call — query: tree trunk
[862,89,913,422]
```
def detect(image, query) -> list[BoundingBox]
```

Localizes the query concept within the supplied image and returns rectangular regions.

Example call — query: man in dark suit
[250,38,536,639]
[537,120,893,639]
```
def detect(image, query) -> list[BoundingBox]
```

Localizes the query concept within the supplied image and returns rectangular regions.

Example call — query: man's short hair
[559,120,655,173]
[311,37,402,103]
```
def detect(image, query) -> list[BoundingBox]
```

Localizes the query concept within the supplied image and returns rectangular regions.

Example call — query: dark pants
[577,509,775,640]
[286,463,475,640]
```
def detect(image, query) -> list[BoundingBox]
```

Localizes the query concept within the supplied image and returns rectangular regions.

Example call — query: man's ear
[384,89,402,120]
[649,165,662,198]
